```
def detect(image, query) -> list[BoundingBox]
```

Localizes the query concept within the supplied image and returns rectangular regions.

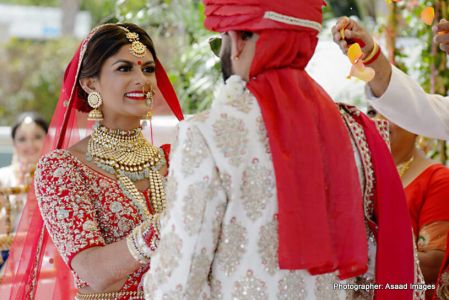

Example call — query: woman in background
[0,112,48,270]
[368,107,449,298]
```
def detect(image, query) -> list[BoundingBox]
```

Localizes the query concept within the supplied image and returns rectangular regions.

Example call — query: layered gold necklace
[397,155,414,178]
[86,125,166,217]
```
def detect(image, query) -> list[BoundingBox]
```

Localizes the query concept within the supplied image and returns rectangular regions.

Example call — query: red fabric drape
[354,113,415,300]
[246,30,367,279]
[0,24,183,300]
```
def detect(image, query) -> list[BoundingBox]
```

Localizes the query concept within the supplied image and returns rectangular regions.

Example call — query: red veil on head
[204,1,414,299]
[0,24,183,300]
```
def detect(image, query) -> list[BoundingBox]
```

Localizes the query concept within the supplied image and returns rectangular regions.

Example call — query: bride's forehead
[106,45,154,63]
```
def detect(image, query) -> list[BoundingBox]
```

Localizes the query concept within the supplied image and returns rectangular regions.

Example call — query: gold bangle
[362,42,379,63]
[75,290,144,300]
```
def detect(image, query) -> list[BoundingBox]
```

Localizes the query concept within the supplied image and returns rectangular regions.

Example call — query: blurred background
[0,0,447,166]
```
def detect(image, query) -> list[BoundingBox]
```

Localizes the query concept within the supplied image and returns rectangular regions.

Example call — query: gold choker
[397,155,414,178]
[87,125,166,216]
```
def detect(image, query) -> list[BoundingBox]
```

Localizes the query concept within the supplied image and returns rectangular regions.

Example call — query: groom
[144,1,419,299]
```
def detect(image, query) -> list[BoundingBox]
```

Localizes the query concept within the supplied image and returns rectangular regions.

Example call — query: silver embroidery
[232,270,269,300]
[314,273,339,299]
[225,90,254,113]
[258,219,278,275]
[256,116,271,155]
[152,230,183,285]
[185,248,212,300]
[216,217,248,276]
[277,272,307,300]
[210,276,223,300]
[181,126,208,176]
[165,175,178,211]
[241,159,274,221]
[182,179,211,236]
[213,113,249,166]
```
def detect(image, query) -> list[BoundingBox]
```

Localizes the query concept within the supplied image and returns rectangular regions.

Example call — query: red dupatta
[0,23,183,300]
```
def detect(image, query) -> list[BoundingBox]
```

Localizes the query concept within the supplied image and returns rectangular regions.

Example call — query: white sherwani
[144,76,381,300]
[367,65,449,140]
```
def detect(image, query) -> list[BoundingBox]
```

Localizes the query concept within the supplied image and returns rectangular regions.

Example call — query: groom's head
[219,31,258,82]
[204,0,324,81]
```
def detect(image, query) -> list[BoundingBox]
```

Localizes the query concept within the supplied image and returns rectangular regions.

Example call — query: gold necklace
[397,155,414,178]
[87,125,166,217]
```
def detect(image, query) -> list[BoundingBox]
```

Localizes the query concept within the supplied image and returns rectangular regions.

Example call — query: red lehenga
[0,24,183,300]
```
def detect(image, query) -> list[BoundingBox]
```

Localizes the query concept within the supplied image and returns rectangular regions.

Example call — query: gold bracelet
[362,42,379,63]
[75,290,144,300]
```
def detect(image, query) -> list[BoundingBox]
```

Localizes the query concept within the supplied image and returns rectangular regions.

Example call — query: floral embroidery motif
[35,149,157,290]
[152,230,183,284]
[181,126,208,176]
[256,116,271,155]
[216,217,248,276]
[165,174,178,211]
[182,179,212,236]
[210,277,223,300]
[232,270,269,300]
[161,285,184,300]
[277,272,307,300]
[224,87,254,113]
[213,113,249,166]
[185,248,212,300]
[258,220,278,275]
[314,273,339,299]
[241,159,274,221]
[219,171,232,196]
[212,203,226,246]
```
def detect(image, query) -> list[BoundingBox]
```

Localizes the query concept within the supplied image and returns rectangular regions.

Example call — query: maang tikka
[87,91,104,121]
[119,26,147,58]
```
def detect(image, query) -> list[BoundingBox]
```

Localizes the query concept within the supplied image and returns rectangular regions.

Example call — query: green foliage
[0,38,79,125]
[379,0,449,162]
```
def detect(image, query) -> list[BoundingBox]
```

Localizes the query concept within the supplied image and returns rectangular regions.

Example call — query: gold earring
[87,91,104,121]
[142,111,152,120]
[145,88,155,107]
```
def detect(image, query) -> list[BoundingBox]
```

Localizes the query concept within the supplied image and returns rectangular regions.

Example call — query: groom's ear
[228,31,246,60]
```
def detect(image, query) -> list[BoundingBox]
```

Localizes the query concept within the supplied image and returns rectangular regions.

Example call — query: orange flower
[421,7,435,25]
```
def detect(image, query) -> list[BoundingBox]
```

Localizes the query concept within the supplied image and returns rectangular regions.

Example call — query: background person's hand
[433,19,449,55]
[332,16,375,59]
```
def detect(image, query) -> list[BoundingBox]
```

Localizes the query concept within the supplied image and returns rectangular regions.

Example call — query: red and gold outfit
[1,23,183,300]
[35,148,168,295]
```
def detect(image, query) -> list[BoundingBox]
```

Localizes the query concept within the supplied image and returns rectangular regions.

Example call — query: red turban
[203,3,415,298]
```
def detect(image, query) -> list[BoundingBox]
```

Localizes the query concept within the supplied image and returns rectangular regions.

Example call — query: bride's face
[92,45,157,121]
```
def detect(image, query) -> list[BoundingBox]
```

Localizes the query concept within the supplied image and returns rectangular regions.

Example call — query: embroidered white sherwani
[144,76,396,300]
[367,65,449,140]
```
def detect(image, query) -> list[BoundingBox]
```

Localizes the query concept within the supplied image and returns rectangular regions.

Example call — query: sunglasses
[208,36,222,57]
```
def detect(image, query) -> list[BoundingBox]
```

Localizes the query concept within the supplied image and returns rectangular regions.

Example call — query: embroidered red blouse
[34,149,166,293]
